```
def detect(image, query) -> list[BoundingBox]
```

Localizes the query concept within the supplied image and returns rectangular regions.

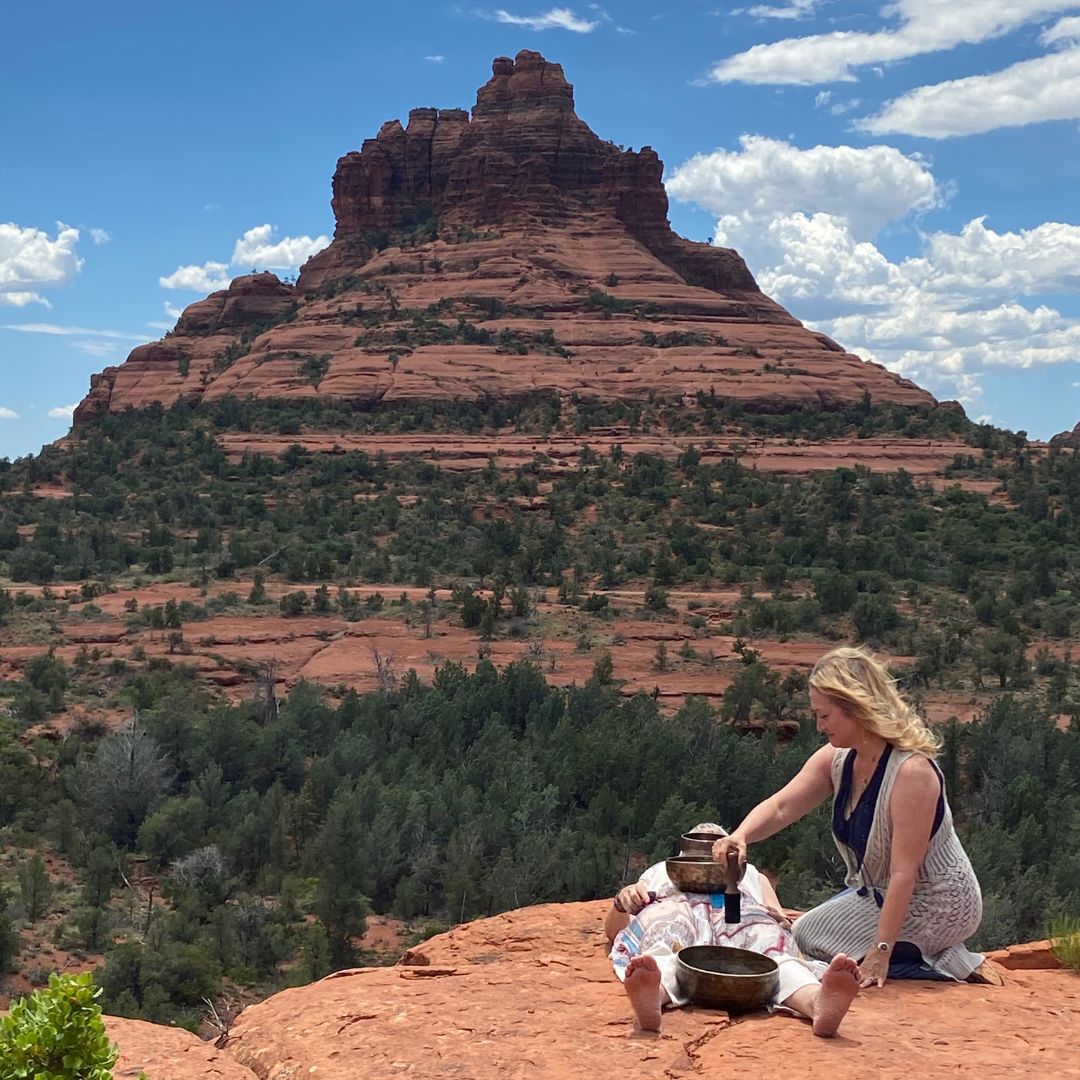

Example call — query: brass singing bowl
[665,856,727,894]
[675,945,779,1013]
[679,831,723,857]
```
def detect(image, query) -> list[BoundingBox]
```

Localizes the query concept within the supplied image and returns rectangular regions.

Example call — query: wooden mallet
[723,848,741,923]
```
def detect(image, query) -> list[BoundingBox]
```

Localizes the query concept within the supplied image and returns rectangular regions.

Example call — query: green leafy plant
[0,971,118,1080]
[1049,917,1080,971]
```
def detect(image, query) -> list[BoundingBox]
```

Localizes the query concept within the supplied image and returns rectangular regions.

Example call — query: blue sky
[3,0,1080,459]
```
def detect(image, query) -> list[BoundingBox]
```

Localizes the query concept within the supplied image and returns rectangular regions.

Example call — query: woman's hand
[764,905,792,930]
[711,834,747,871]
[859,949,890,989]
[614,882,654,916]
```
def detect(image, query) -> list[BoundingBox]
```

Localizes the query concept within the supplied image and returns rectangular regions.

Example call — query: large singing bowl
[665,856,726,894]
[675,945,779,1013]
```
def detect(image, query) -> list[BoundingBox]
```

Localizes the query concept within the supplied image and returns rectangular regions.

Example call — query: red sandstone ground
[104,901,1080,1080]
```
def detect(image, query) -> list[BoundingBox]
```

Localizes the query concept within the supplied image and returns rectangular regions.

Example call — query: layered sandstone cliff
[74,50,934,426]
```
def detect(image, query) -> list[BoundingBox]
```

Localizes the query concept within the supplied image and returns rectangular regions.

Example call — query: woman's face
[810,688,863,748]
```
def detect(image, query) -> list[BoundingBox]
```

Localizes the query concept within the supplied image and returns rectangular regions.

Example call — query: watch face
[877,942,890,952]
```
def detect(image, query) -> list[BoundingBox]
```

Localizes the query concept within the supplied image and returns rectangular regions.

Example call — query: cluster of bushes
[1,656,1079,1028]
[3,401,1080,682]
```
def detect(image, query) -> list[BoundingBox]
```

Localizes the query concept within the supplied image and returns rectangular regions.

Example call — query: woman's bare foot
[625,956,664,1031]
[812,954,861,1037]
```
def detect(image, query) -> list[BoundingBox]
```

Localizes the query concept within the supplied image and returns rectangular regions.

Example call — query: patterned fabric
[610,862,819,1007]
[792,747,984,981]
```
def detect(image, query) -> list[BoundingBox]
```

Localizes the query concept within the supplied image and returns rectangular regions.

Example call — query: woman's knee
[791,909,833,959]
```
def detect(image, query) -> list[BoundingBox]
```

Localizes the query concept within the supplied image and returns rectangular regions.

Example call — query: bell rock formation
[74,50,935,425]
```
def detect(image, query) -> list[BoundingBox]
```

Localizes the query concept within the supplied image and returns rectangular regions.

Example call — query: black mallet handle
[723,849,741,923]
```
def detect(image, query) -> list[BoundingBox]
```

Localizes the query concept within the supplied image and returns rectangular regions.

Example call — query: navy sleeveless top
[833,746,945,870]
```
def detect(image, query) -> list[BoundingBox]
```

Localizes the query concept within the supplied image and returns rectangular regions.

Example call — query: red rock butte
[74,50,935,426]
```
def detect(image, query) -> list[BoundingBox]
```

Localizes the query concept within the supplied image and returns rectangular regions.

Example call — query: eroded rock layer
[74,51,935,426]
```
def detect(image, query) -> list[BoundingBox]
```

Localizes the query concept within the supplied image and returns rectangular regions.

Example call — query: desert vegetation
[1,397,1078,1027]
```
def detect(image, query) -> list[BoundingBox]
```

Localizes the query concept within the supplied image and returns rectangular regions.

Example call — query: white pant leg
[773,955,820,1004]
[651,946,692,1007]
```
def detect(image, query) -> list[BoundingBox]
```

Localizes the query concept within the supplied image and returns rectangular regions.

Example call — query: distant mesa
[74,49,936,427]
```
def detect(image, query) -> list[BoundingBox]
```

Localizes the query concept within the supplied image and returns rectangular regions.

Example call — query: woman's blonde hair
[809,646,940,758]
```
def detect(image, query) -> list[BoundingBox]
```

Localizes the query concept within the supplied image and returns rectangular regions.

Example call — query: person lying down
[605,824,860,1036]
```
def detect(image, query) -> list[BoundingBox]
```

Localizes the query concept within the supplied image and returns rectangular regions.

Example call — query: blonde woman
[713,646,987,989]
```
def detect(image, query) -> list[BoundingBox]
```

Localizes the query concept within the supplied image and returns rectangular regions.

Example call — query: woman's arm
[860,755,939,987]
[758,872,783,912]
[756,870,793,930]
[603,880,653,943]
[714,744,836,864]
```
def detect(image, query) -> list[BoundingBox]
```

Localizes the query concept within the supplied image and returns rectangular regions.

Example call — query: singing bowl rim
[679,831,723,854]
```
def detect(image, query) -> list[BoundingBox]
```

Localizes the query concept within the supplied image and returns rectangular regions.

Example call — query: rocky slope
[74,50,933,426]
[106,900,1078,1080]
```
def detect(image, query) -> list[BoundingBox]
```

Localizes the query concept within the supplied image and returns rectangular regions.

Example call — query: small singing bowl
[666,855,727,894]
[679,831,725,857]
[675,945,779,1013]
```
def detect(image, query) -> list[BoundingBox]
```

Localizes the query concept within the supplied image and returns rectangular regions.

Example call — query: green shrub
[0,972,118,1080]
[1049,917,1080,971]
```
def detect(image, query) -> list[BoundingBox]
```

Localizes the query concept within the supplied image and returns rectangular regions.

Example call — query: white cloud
[905,217,1080,299]
[666,136,942,242]
[0,222,82,306]
[89,227,111,245]
[791,218,1080,400]
[0,291,49,308]
[145,321,175,331]
[707,0,1080,85]
[858,43,1080,137]
[1,323,145,340]
[159,261,232,292]
[492,6,599,31]
[425,54,445,62]
[746,0,819,18]
[814,90,831,107]
[48,404,77,420]
[72,340,121,358]
[1043,14,1080,43]
[669,135,1080,406]
[751,211,903,308]
[164,301,184,319]
[0,407,18,421]
[161,225,327,295]
[230,225,329,270]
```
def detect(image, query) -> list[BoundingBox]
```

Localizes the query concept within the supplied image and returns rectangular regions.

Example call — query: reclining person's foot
[625,956,664,1031]
[812,954,860,1037]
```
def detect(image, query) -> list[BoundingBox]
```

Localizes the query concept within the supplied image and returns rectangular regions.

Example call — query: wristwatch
[875,941,891,953]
